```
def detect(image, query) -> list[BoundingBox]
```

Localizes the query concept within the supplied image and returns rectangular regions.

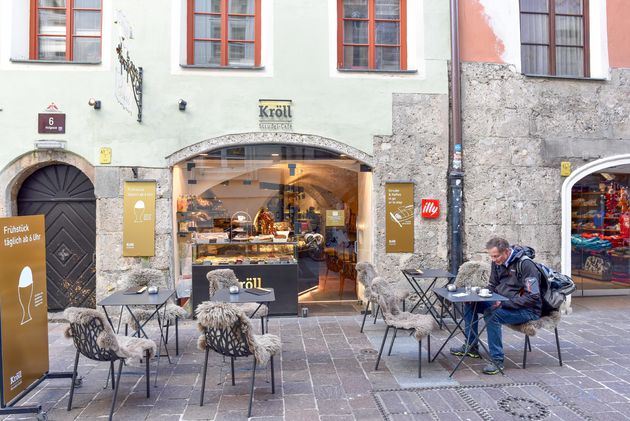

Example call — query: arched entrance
[170,141,373,315]
[17,164,96,310]
[562,154,630,296]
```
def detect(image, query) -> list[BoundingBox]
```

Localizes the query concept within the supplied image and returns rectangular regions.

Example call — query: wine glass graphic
[18,266,33,325]
[134,200,145,222]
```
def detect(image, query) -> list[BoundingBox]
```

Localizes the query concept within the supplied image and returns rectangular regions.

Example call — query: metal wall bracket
[116,43,143,123]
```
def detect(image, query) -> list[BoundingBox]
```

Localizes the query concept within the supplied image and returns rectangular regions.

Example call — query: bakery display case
[192,242,297,266]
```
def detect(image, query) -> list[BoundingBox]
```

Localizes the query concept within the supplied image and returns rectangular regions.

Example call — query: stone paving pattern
[2,297,630,420]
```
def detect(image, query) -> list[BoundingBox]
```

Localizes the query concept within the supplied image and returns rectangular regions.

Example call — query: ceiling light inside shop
[271,153,280,157]
[601,173,616,181]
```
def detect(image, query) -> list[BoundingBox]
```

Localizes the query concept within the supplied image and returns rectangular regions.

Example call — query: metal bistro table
[98,288,175,385]
[212,288,276,333]
[401,269,455,329]
[430,287,510,377]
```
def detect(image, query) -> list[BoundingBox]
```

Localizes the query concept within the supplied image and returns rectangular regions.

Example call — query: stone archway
[165,132,374,167]
[0,150,95,217]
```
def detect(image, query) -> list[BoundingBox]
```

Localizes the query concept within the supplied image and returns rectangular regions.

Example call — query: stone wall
[461,63,630,267]
[373,93,450,281]
[94,166,173,302]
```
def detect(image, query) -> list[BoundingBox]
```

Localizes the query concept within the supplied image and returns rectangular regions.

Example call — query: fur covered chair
[120,268,187,355]
[64,307,156,421]
[455,261,491,288]
[356,262,410,333]
[371,277,436,377]
[507,311,563,368]
[196,301,280,417]
[207,269,269,332]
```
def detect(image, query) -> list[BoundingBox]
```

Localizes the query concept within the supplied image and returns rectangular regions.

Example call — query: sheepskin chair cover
[63,307,156,361]
[455,261,491,288]
[356,262,377,301]
[121,268,188,329]
[195,301,280,365]
[507,311,561,337]
[371,277,435,341]
[206,269,269,318]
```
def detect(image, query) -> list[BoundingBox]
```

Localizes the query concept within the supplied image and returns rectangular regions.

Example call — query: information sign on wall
[421,199,440,219]
[0,215,48,404]
[325,210,345,227]
[123,181,156,256]
[259,99,292,131]
[385,182,414,253]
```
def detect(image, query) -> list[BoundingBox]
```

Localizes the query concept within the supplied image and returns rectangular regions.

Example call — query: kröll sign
[421,199,440,218]
[259,99,292,131]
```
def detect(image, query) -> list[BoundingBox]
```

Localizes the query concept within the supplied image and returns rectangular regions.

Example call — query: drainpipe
[448,0,464,275]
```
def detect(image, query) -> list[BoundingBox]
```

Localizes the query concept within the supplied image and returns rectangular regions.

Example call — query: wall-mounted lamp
[35,140,66,150]
[178,99,187,111]
[88,98,101,109]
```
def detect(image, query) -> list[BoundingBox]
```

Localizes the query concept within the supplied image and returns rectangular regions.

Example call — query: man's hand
[492,300,501,309]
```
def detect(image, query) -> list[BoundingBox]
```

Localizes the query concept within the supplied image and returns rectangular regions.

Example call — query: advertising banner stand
[0,216,74,420]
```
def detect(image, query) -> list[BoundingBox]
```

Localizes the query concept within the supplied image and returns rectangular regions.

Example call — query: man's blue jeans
[462,302,539,363]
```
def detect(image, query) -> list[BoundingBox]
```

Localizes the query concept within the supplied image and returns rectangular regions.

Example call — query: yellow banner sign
[325,210,345,227]
[123,181,156,256]
[385,183,414,253]
[0,215,48,404]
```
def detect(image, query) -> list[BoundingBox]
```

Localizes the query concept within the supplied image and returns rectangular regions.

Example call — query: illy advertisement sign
[421,199,440,219]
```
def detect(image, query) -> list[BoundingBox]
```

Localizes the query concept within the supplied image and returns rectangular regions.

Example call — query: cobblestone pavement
[1,296,629,420]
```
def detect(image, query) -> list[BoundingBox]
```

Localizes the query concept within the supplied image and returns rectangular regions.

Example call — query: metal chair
[197,301,280,417]
[507,311,563,368]
[64,307,156,421]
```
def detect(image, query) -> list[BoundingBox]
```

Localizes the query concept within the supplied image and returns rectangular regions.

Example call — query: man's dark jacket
[488,246,542,316]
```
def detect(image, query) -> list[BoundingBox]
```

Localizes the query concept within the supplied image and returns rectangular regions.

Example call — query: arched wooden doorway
[17,164,96,310]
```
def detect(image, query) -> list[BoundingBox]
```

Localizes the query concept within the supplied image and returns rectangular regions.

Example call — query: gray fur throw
[356,262,377,301]
[206,269,240,297]
[507,311,561,336]
[195,301,280,364]
[455,261,491,288]
[63,307,156,361]
[120,268,168,290]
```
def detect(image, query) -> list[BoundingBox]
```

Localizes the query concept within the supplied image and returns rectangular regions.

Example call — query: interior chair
[371,277,436,377]
[322,249,342,291]
[207,268,269,332]
[507,311,563,368]
[120,268,187,355]
[64,307,156,421]
[339,259,357,299]
[356,262,411,332]
[196,301,280,417]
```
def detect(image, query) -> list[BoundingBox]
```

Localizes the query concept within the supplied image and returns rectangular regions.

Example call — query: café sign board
[259,99,292,131]
[385,182,414,253]
[38,103,65,134]
[0,215,48,404]
[122,181,156,256]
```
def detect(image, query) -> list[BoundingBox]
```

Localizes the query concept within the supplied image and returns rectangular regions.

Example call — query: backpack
[515,247,576,315]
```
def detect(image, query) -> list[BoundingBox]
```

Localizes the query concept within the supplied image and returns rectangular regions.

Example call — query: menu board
[385,183,414,253]
[123,181,156,256]
[325,210,345,227]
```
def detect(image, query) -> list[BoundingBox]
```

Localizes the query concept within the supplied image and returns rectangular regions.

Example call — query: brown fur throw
[205,269,269,318]
[371,277,435,340]
[455,261,491,288]
[507,311,561,336]
[64,307,156,360]
[195,301,280,364]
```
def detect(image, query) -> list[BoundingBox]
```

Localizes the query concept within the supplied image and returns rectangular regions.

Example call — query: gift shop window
[30,0,102,62]
[571,167,630,294]
[519,0,589,77]
[337,0,407,71]
[187,0,261,67]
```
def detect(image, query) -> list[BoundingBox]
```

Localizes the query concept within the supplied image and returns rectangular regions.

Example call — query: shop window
[186,0,261,67]
[337,0,407,71]
[571,169,630,293]
[519,0,589,77]
[29,0,102,62]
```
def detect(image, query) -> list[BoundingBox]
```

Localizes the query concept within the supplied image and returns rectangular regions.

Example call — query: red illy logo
[421,199,440,218]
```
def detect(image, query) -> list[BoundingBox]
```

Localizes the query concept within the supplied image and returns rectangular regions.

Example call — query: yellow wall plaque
[99,147,112,164]
[560,161,571,177]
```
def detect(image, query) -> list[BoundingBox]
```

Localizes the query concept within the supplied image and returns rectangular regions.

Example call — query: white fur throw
[371,277,435,341]
[64,307,156,361]
[455,261,491,288]
[195,301,280,365]
[507,311,561,337]
[206,269,269,318]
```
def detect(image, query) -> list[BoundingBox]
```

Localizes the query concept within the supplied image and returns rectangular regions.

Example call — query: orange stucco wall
[607,0,630,68]
[459,0,504,63]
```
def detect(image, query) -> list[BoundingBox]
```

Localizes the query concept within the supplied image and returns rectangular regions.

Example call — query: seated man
[450,237,542,374]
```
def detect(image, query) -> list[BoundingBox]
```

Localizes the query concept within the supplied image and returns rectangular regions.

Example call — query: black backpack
[515,247,576,315]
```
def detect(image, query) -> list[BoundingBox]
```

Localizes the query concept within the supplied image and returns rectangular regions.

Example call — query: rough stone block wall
[461,63,630,268]
[94,166,173,302]
[373,93,450,281]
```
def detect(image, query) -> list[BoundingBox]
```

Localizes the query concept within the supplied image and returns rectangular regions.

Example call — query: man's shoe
[449,344,481,359]
[482,362,504,375]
